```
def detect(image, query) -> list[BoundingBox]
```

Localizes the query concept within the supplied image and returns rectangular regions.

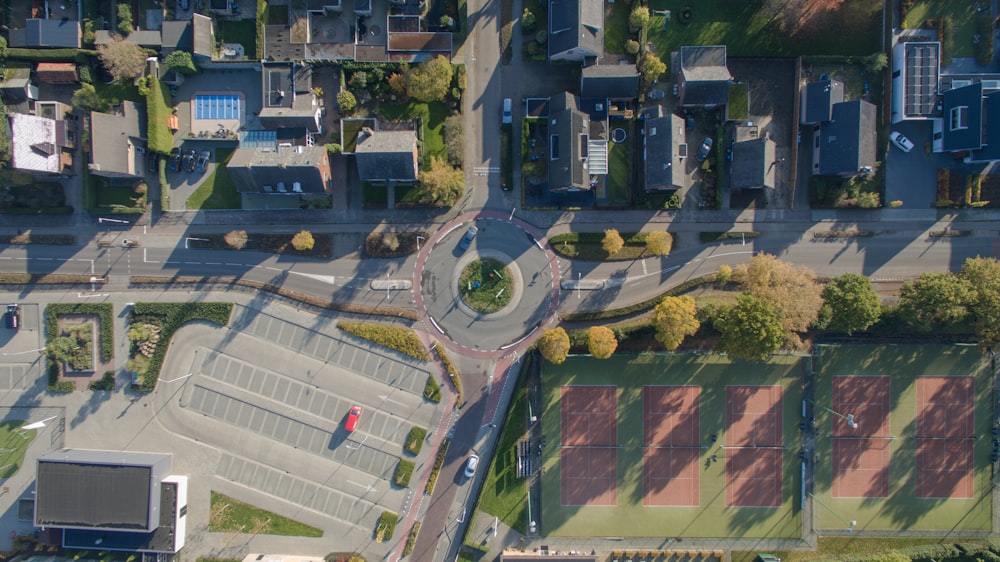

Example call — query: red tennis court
[560,385,618,506]
[725,386,783,507]
[831,376,890,498]
[916,376,975,499]
[643,386,700,506]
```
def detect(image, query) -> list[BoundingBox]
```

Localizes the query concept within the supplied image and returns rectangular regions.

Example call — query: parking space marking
[0,364,36,390]
[217,452,382,528]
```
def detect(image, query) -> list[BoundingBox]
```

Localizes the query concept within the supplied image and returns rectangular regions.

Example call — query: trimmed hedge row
[561,274,715,322]
[336,321,430,361]
[130,276,419,320]
[46,303,114,361]
[47,363,74,393]
[130,302,234,392]
[699,231,761,243]
[0,273,101,285]
[432,342,463,406]
[424,438,450,495]
[6,48,95,62]
[0,234,75,245]
[88,371,116,391]
[402,522,421,557]
[404,426,427,455]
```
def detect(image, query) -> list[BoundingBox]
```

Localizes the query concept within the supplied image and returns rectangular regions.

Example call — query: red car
[345,406,362,432]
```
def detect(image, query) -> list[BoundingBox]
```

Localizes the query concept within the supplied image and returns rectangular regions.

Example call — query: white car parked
[890,131,914,153]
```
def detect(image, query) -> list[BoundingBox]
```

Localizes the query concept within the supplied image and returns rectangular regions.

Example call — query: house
[34,449,187,554]
[9,19,81,48]
[0,67,38,114]
[580,64,640,103]
[548,92,605,191]
[89,101,148,179]
[36,62,78,84]
[159,14,215,60]
[676,45,733,108]
[548,0,603,64]
[641,105,690,192]
[9,111,75,175]
[890,41,940,123]
[800,79,844,126]
[731,135,778,190]
[931,81,1000,162]
[355,128,419,182]
[259,63,321,137]
[812,99,877,177]
[95,30,163,48]
[227,145,333,194]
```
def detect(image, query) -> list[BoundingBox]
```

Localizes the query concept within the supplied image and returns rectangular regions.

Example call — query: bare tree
[98,38,147,82]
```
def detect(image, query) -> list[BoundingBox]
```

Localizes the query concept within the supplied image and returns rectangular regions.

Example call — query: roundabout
[414,213,560,355]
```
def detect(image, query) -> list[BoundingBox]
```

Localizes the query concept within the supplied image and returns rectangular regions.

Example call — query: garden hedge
[403,522,421,557]
[336,321,430,361]
[46,303,114,361]
[432,342,463,406]
[424,438,450,495]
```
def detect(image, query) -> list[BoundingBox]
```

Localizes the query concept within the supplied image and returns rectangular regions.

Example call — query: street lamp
[809,400,858,429]
[98,217,130,225]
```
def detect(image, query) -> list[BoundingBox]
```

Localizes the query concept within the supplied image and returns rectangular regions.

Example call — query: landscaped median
[186,230,332,258]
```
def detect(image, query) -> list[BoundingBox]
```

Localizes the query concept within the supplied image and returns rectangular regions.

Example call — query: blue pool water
[194,94,241,120]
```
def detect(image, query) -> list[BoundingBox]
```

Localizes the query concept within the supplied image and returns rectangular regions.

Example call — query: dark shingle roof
[817,100,877,176]
[548,92,590,191]
[548,0,603,60]
[227,145,330,193]
[642,108,687,192]
[581,64,639,101]
[10,19,81,48]
[161,20,193,52]
[680,46,730,81]
[731,136,777,190]
[971,91,1000,161]
[942,82,984,152]
[355,129,419,181]
[802,79,844,125]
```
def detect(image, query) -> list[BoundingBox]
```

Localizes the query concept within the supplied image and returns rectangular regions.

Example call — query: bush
[403,522,421,557]
[336,321,430,361]
[336,90,357,112]
[625,39,640,55]
[425,438,450,494]
[394,459,414,487]
[404,426,427,455]
[375,512,398,542]
[423,374,442,402]
[291,230,315,251]
[88,371,116,391]
[432,342,462,406]
[117,3,133,34]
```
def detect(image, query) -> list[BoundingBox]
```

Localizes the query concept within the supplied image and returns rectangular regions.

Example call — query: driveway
[885,119,952,209]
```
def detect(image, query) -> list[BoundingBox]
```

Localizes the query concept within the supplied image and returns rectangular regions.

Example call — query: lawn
[186,147,241,209]
[811,344,993,532]
[145,78,173,154]
[363,182,388,209]
[903,0,978,58]
[477,360,529,531]
[549,231,661,261]
[394,183,423,206]
[218,19,257,59]
[93,81,142,106]
[540,353,804,537]
[94,178,146,213]
[646,0,882,57]
[209,491,323,536]
[379,101,448,166]
[603,0,631,55]
[458,258,514,314]
[607,132,631,205]
[0,420,36,479]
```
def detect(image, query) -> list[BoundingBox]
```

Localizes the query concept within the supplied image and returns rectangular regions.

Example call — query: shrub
[403,522,421,557]
[291,230,315,251]
[117,3,134,34]
[432,342,462,406]
[423,375,442,402]
[325,143,342,154]
[88,371,115,391]
[224,230,248,249]
[425,438,450,494]
[936,168,950,201]
[336,90,357,112]
[375,512,398,542]
[394,459,414,487]
[856,192,880,208]
[405,426,427,455]
[625,39,640,55]
[336,321,430,361]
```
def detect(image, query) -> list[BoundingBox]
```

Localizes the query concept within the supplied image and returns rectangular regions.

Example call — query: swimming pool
[194,94,241,120]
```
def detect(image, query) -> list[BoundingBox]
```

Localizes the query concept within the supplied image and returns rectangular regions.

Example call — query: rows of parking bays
[0,364,39,390]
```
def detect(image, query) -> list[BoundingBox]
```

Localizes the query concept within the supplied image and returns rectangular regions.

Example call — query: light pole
[97,217,130,225]
[416,235,425,251]
[809,400,858,429]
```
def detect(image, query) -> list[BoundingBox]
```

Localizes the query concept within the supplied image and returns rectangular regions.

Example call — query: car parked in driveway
[696,137,714,162]
[182,149,197,172]
[196,150,211,174]
[890,131,914,153]
[169,148,182,172]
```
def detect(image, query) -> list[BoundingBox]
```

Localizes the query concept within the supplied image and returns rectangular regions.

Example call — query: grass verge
[423,374,442,403]
[186,147,240,209]
[336,321,430,361]
[432,342,463,406]
[0,420,35,478]
[404,426,427,455]
[209,491,322,536]
[376,511,398,542]
[550,231,659,261]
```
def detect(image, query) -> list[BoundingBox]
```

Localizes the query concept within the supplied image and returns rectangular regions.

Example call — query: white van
[502,98,512,124]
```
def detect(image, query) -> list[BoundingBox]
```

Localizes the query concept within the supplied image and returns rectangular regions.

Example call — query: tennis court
[194,94,243,120]
[916,376,975,499]
[643,385,700,506]
[831,375,890,498]
[725,385,783,507]
[560,385,618,506]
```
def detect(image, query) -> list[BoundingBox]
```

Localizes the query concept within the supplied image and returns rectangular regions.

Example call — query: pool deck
[190,92,245,138]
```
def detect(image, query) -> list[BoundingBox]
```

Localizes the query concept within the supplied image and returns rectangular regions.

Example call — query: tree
[97,38,147,82]
[645,231,672,256]
[716,264,733,286]
[821,273,881,334]
[443,112,464,167]
[403,55,453,102]
[856,192,880,208]
[602,229,625,255]
[587,326,618,359]
[637,52,667,84]
[291,230,315,252]
[418,156,464,206]
[382,232,400,252]
[733,253,823,334]
[625,39,640,55]
[863,52,889,73]
[336,90,357,112]
[897,272,972,332]
[46,336,78,364]
[651,296,700,350]
[629,6,650,32]
[388,72,406,93]
[224,230,248,250]
[164,50,198,74]
[71,83,107,112]
[714,294,785,361]
[961,257,1000,346]
[117,3,133,34]
[325,143,342,154]
[522,8,536,31]
[537,327,570,364]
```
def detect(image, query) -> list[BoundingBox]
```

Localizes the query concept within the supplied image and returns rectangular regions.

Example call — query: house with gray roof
[355,128,419,182]
[731,135,777,190]
[642,105,690,192]
[95,29,163,48]
[227,145,333,194]
[548,92,605,191]
[9,111,75,175]
[34,449,187,554]
[89,101,148,179]
[9,19,81,48]
[0,67,38,114]
[158,14,214,59]
[812,99,877,177]
[676,45,732,108]
[548,0,603,64]
[801,79,844,125]
[581,64,639,102]
[259,62,321,134]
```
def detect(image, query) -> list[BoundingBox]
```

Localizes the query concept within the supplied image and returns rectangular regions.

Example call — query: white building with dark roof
[9,112,74,175]
[355,128,419,182]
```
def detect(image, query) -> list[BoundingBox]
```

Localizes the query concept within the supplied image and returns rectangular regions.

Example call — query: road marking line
[642,259,648,275]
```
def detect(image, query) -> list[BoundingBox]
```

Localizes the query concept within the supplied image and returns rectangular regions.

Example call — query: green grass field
[811,344,993,532]
[607,132,631,205]
[903,0,977,58]
[379,101,448,167]
[540,354,804,538]
[0,420,34,479]
[186,147,241,210]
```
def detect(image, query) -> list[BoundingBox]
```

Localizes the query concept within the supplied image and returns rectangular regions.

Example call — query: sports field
[540,354,804,538]
[812,345,993,532]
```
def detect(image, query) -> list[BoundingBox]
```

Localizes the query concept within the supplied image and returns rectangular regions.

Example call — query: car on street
[345,405,362,432]
[502,98,512,124]
[169,148,182,172]
[458,225,478,252]
[648,89,665,100]
[196,150,211,174]
[5,304,19,330]
[696,137,714,162]
[182,149,197,172]
[890,131,914,153]
[464,454,480,478]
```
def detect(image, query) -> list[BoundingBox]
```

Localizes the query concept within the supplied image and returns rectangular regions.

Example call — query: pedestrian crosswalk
[473,166,500,176]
